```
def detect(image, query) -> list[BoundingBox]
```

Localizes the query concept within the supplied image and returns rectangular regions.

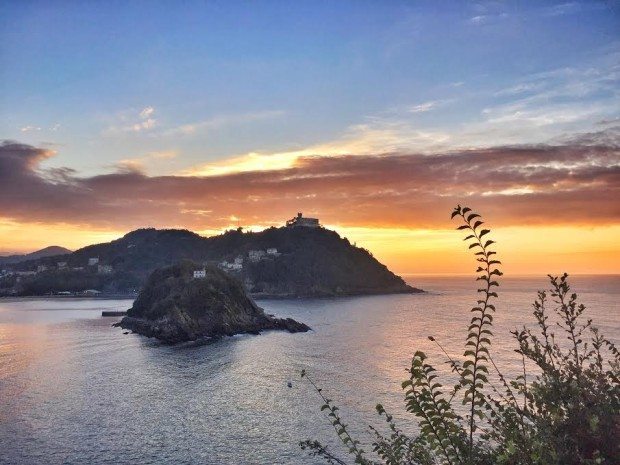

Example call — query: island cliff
[117,261,310,343]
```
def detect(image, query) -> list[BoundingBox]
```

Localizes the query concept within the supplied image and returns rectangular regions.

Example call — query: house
[266,248,280,256]
[15,271,36,276]
[286,212,320,228]
[217,260,243,271]
[57,261,67,269]
[97,264,113,275]
[37,265,48,273]
[193,269,206,279]
[88,257,99,266]
[248,250,266,262]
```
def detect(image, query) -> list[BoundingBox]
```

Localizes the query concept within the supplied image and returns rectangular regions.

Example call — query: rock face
[117,261,310,343]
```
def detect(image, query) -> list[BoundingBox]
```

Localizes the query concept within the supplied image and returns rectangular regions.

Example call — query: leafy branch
[451,204,502,455]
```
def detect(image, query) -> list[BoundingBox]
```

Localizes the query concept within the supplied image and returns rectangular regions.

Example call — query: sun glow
[0,220,123,254]
[1,218,618,276]
[327,224,620,276]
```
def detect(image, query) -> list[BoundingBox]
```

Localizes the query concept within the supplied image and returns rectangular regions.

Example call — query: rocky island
[117,261,310,343]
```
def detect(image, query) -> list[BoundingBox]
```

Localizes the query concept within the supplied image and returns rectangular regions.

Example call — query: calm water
[1,276,618,464]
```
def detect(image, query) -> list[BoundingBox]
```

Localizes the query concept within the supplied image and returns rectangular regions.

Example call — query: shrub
[301,205,620,465]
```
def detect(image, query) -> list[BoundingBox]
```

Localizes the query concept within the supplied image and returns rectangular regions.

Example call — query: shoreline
[0,294,137,302]
[0,287,424,302]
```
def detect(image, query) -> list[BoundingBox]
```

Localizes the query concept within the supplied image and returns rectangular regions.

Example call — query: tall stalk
[451,205,502,457]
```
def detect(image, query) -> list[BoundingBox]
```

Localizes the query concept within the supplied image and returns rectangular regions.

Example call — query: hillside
[118,261,310,343]
[0,246,72,265]
[2,225,422,297]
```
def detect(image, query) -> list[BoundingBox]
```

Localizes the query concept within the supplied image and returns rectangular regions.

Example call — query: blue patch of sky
[1,0,618,174]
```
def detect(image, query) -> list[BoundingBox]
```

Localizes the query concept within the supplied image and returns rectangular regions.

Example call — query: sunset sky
[1,1,619,275]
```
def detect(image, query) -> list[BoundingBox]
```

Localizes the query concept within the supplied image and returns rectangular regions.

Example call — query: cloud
[182,119,451,176]
[408,100,442,114]
[139,106,155,119]
[112,150,179,173]
[20,126,41,133]
[131,118,156,132]
[163,110,285,137]
[468,13,508,25]
[542,2,607,17]
[1,128,618,234]
[103,106,157,135]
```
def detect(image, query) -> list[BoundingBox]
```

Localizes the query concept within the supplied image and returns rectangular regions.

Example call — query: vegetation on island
[301,205,620,465]
[118,260,310,343]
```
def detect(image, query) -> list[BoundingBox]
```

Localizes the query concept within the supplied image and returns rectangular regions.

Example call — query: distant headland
[0,213,423,298]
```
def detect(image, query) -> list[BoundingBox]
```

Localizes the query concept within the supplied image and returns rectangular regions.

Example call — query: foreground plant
[300,205,620,465]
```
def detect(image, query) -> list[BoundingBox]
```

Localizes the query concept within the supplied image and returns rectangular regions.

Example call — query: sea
[0,275,618,465]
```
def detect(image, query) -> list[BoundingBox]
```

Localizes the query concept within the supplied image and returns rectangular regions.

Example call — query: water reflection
[0,277,618,464]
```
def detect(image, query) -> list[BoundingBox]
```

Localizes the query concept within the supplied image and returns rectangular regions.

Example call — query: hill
[0,246,72,265]
[2,225,422,297]
[117,261,310,343]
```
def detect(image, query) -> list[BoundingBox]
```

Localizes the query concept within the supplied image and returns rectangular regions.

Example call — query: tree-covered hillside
[3,226,421,297]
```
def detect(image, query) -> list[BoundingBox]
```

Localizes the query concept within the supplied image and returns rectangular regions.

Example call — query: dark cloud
[0,131,619,231]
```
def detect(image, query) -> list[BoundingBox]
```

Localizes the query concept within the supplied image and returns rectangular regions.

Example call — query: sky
[1,0,619,275]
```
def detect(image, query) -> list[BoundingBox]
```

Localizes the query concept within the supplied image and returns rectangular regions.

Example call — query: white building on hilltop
[286,212,320,228]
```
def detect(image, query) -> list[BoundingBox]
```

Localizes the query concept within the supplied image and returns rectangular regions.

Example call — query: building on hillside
[88,257,99,266]
[193,269,206,279]
[37,265,48,273]
[248,250,266,262]
[15,271,36,276]
[97,264,113,275]
[57,261,67,269]
[266,248,279,256]
[218,259,243,271]
[286,212,320,228]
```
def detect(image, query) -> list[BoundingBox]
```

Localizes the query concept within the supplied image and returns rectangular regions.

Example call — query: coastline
[0,287,424,302]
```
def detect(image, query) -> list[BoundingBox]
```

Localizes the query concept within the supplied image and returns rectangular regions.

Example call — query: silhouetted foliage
[301,205,619,465]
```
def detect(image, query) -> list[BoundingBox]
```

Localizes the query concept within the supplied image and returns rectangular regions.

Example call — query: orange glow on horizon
[1,219,619,276]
